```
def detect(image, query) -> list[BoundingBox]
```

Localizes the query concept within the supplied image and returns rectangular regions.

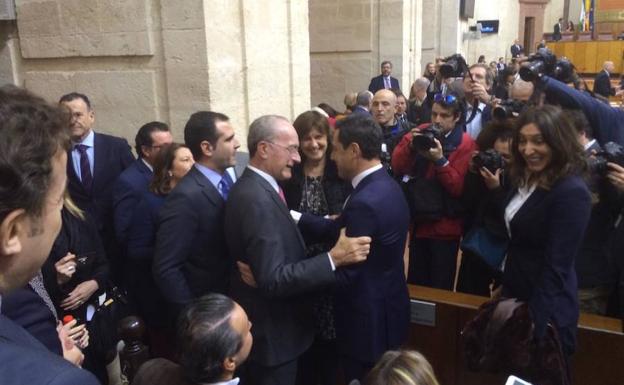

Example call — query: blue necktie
[75,144,93,190]
[220,172,234,199]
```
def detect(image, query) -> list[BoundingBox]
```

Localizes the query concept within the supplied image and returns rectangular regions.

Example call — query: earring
[168,171,173,177]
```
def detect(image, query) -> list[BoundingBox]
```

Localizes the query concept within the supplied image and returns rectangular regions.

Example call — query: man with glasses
[113,121,172,248]
[392,92,477,290]
[154,111,239,319]
[60,92,135,281]
[225,115,372,385]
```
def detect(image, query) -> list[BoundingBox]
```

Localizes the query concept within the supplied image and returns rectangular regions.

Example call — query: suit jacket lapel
[344,168,382,211]
[244,170,306,247]
[190,167,222,206]
[92,132,106,190]
[508,187,548,228]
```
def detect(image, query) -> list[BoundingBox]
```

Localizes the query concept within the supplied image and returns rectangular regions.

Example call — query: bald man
[510,78,534,102]
[372,89,413,162]
[594,61,616,98]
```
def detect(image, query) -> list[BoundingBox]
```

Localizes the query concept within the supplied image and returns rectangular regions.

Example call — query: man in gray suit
[225,115,371,385]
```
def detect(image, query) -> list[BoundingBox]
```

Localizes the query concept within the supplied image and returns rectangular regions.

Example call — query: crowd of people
[1,48,624,385]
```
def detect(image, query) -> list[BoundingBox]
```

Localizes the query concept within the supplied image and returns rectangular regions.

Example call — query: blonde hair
[63,191,84,221]
[364,350,440,385]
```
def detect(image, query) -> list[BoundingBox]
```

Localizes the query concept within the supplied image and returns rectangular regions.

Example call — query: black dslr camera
[412,124,442,152]
[439,54,469,79]
[473,149,505,173]
[588,142,624,176]
[519,48,575,83]
[493,100,527,120]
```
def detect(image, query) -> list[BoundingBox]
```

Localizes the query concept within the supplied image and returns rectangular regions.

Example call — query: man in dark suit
[298,114,411,382]
[60,92,135,278]
[593,61,616,98]
[352,90,373,116]
[153,111,240,317]
[553,18,563,41]
[113,121,172,248]
[225,115,372,385]
[510,39,523,58]
[0,85,99,384]
[368,61,400,94]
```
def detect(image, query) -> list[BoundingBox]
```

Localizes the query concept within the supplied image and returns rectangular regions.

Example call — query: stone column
[309,0,422,110]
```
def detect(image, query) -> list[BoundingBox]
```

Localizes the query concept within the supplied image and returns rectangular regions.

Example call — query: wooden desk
[548,40,624,74]
[407,285,624,385]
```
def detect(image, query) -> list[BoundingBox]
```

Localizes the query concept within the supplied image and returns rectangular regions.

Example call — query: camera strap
[465,99,480,125]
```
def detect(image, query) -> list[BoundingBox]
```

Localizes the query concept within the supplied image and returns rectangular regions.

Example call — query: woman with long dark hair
[125,143,194,357]
[502,105,591,357]
[282,110,350,385]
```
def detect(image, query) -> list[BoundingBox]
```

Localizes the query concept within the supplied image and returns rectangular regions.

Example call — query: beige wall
[1,0,311,152]
[309,0,421,111]
[460,0,520,64]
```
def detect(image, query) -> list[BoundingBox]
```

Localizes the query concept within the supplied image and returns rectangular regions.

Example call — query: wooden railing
[406,285,624,385]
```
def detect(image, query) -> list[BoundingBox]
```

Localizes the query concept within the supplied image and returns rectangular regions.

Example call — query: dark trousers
[243,359,298,385]
[456,250,500,297]
[340,356,374,384]
[408,237,459,290]
[296,339,338,385]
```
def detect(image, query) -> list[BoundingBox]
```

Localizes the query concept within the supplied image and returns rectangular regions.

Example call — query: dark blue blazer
[2,286,61,355]
[153,166,230,315]
[0,314,99,385]
[113,159,153,246]
[502,175,591,349]
[67,132,134,253]
[368,75,400,94]
[299,168,411,364]
[543,76,624,145]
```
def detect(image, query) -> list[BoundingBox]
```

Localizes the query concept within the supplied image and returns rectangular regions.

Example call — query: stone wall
[309,0,421,111]
[1,0,311,152]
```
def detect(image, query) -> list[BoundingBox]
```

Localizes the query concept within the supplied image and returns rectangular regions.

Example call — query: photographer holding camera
[567,110,622,315]
[520,48,624,146]
[392,92,477,290]
[462,64,495,140]
[456,121,514,296]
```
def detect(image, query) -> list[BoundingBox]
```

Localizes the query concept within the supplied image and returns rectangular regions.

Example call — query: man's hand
[607,162,624,192]
[61,280,98,310]
[55,253,77,285]
[479,167,502,190]
[237,261,258,288]
[417,138,443,162]
[468,81,490,104]
[329,228,371,267]
[57,320,85,366]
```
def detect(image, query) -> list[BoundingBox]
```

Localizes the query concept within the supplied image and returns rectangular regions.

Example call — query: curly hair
[508,105,586,189]
[0,85,70,223]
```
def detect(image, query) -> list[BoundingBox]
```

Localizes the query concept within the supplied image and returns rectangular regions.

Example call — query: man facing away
[0,85,99,384]
[225,115,371,385]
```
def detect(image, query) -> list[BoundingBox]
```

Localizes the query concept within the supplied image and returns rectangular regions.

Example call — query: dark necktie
[75,144,93,190]
[219,172,234,200]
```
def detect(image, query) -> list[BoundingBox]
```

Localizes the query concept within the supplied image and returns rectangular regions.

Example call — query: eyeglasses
[433,93,458,105]
[267,141,300,155]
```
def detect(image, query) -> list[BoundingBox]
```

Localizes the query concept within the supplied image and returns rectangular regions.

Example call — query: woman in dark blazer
[125,143,194,357]
[282,110,350,385]
[502,105,591,357]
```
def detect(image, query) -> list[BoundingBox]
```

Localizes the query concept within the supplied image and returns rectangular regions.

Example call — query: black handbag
[87,286,132,357]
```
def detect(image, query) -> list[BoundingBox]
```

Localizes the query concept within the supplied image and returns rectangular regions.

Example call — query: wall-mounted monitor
[477,20,500,34]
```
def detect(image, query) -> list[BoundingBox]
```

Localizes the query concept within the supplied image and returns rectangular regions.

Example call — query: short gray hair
[356,90,373,107]
[247,115,289,157]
